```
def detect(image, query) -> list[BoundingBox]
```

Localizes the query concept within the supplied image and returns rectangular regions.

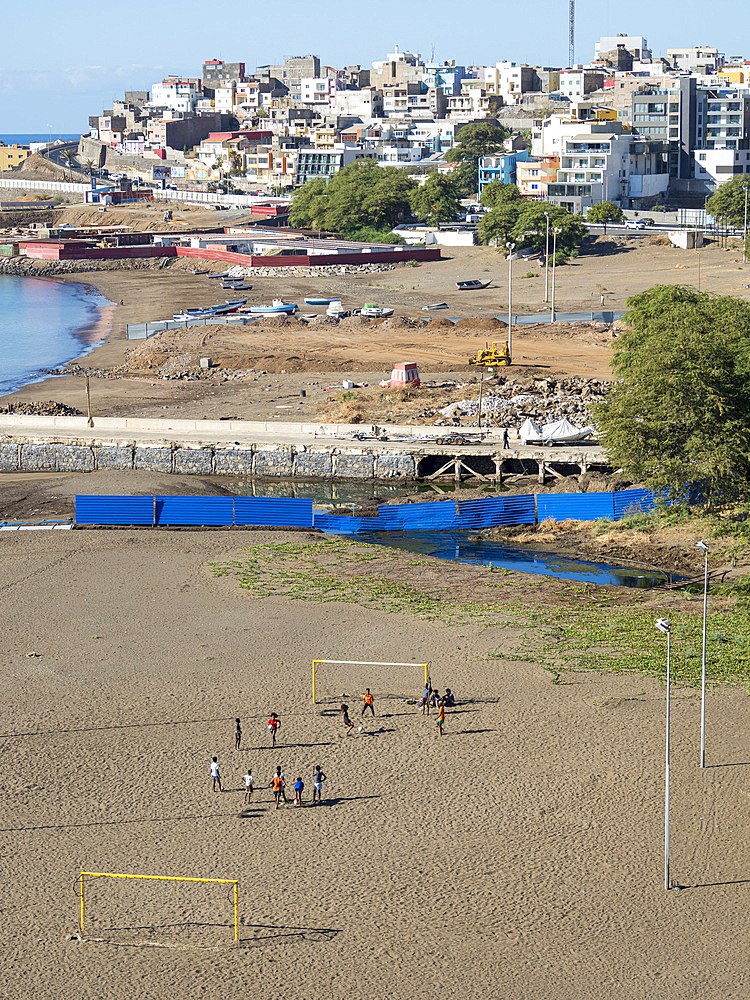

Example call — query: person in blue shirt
[294,777,304,807]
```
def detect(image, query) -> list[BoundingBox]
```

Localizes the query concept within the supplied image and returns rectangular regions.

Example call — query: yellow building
[0,144,30,171]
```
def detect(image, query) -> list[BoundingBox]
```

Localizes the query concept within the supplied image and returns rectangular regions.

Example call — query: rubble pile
[436,376,610,427]
[0,400,82,416]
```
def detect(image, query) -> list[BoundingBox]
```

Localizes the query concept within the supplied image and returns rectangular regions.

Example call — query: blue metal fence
[74,488,678,531]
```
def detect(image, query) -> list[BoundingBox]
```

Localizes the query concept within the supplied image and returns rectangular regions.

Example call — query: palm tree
[84,159,95,177]
[63,149,76,181]
[228,149,243,177]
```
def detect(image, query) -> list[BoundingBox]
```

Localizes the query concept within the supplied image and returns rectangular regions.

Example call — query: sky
[1,0,747,132]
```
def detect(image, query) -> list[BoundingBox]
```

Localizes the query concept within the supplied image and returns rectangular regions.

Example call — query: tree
[480,181,521,210]
[594,285,750,499]
[448,159,480,198]
[586,200,624,234]
[63,149,76,181]
[510,201,587,260]
[84,158,95,177]
[706,176,750,228]
[289,160,416,235]
[228,149,244,177]
[410,173,461,224]
[478,204,521,246]
[446,122,508,170]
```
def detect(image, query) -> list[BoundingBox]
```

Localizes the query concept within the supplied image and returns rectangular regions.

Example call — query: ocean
[0,275,112,396]
[1,134,80,145]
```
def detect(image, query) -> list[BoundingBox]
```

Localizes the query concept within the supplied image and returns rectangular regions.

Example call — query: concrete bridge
[0,414,608,483]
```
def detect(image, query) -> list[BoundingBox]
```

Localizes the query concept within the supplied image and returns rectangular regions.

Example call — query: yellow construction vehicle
[468,341,511,367]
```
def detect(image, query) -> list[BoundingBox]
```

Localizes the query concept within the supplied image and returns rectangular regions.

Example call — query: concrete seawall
[0,416,607,482]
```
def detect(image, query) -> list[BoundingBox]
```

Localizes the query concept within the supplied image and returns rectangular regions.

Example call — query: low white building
[300,77,337,106]
[693,147,750,190]
[150,78,201,114]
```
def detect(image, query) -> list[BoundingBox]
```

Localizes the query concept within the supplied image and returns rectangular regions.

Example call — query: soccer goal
[311,659,429,704]
[79,871,239,943]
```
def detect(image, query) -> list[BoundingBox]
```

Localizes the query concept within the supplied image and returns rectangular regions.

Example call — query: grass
[211,536,750,690]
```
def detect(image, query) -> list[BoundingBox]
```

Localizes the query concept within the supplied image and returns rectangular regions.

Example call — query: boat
[224,298,248,306]
[519,417,595,445]
[422,302,449,311]
[304,297,337,306]
[173,310,214,320]
[245,298,298,315]
[326,299,349,318]
[208,271,233,279]
[192,268,209,275]
[456,279,493,290]
[209,302,243,315]
[358,303,394,318]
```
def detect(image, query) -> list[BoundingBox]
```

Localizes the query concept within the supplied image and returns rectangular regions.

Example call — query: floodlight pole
[665,624,671,890]
[544,211,550,302]
[699,543,709,767]
[506,241,515,359]
[744,185,749,264]
[550,228,561,322]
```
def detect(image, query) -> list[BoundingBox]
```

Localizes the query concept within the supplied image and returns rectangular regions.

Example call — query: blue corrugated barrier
[74,488,679,531]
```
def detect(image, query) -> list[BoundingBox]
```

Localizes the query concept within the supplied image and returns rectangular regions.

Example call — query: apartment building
[667,47,721,73]
[332,88,383,118]
[263,56,322,101]
[301,77,337,107]
[202,60,246,95]
[483,62,540,104]
[516,156,560,198]
[594,35,652,61]
[295,145,375,185]
[558,70,607,101]
[478,150,531,192]
[150,78,202,113]
[0,143,29,170]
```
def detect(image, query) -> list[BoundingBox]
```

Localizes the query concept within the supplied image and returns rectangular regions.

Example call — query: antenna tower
[569,0,575,67]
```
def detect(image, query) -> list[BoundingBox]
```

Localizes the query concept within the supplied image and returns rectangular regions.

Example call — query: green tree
[586,200,624,234]
[289,160,416,234]
[477,204,521,246]
[594,285,750,499]
[448,160,479,198]
[706,176,750,228]
[480,181,521,210]
[446,121,508,170]
[410,173,461,224]
[228,149,244,177]
[511,201,587,260]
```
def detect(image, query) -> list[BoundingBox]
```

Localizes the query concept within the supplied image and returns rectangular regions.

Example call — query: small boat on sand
[304,297,337,306]
[245,298,298,315]
[357,303,394,318]
[422,302,449,311]
[456,279,492,290]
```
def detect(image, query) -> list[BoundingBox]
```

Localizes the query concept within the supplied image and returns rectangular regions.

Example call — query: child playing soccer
[312,765,326,803]
[269,771,284,809]
[436,699,446,737]
[341,704,354,736]
[362,688,375,717]
[294,777,304,807]
[243,770,253,803]
[268,713,281,747]
[210,756,223,793]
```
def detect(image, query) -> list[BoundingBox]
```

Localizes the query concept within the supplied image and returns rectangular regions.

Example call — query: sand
[1,527,750,999]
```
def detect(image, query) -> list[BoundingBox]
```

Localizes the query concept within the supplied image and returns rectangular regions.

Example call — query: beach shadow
[705,762,750,769]
[455,728,496,735]
[1,812,240,833]
[240,922,341,944]
[316,795,381,808]
[2,717,231,739]
[249,741,335,752]
[678,878,750,890]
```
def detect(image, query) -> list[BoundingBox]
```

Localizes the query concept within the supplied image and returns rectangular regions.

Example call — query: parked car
[625,219,648,230]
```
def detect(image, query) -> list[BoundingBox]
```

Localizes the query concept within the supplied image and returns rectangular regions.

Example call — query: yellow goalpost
[79,871,239,943]
[311,659,429,704]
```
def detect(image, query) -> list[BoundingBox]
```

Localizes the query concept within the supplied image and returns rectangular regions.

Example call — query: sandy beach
[1,527,749,1000]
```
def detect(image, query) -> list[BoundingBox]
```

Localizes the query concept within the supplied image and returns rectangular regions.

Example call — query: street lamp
[506,241,515,360]
[655,617,672,890]
[743,185,749,264]
[544,211,550,302]
[550,227,561,322]
[697,540,709,768]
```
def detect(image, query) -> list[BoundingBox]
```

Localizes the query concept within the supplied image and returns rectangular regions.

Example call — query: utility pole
[506,241,515,360]
[544,211,550,302]
[743,185,748,264]
[569,0,575,67]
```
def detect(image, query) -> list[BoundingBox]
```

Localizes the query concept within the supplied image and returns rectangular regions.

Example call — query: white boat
[326,299,349,318]
[520,417,595,445]
[358,304,394,318]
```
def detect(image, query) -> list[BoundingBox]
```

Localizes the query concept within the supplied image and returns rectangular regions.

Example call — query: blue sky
[0,0,746,132]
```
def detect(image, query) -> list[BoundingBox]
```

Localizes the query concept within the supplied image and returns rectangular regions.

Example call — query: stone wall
[0,439,419,480]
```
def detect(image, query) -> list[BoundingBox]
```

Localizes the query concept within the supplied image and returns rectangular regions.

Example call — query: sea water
[0,275,112,396]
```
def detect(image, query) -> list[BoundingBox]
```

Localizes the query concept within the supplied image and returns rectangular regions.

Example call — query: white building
[667,46,722,72]
[483,61,539,104]
[150,78,201,113]
[693,147,750,189]
[558,70,606,101]
[332,88,383,118]
[300,77,337,106]
[595,35,652,61]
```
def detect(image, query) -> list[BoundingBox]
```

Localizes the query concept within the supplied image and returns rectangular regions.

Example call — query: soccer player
[341,704,354,736]
[436,699,446,737]
[210,756,223,793]
[268,713,281,747]
[269,771,284,809]
[235,718,242,750]
[243,770,253,803]
[361,688,375,717]
[294,777,304,807]
[312,765,326,803]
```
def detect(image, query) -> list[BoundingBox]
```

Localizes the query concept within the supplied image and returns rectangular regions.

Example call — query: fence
[127,314,263,340]
[74,487,675,531]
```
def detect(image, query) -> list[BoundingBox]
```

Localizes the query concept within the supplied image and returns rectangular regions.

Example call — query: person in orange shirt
[269,768,285,809]
[436,699,446,737]
[361,688,375,717]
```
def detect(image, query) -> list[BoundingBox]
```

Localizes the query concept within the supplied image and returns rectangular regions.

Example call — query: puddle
[213,477,507,504]
[357,530,678,589]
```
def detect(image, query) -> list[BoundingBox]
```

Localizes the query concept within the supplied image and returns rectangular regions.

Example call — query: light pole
[544,211,550,302]
[550,227,561,322]
[506,241,515,360]
[743,185,749,264]
[656,617,672,890]
[697,540,709,768]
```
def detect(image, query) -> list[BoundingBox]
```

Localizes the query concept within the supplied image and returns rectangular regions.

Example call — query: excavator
[468,341,511,367]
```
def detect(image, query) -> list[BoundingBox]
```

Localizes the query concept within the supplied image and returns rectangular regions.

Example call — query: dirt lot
[3,219,750,423]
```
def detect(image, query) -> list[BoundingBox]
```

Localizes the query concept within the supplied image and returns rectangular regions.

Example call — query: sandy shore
[1,527,749,999]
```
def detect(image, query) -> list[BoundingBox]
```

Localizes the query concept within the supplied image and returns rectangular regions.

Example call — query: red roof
[207,132,242,141]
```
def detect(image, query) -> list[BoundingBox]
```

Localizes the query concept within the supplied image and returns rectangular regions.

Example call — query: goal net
[311,659,429,705]
[79,871,239,945]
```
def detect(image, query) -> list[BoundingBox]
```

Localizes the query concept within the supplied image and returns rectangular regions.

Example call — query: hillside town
[4,36,749,215]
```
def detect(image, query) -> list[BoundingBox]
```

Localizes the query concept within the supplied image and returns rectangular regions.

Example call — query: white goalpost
[311,659,429,704]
